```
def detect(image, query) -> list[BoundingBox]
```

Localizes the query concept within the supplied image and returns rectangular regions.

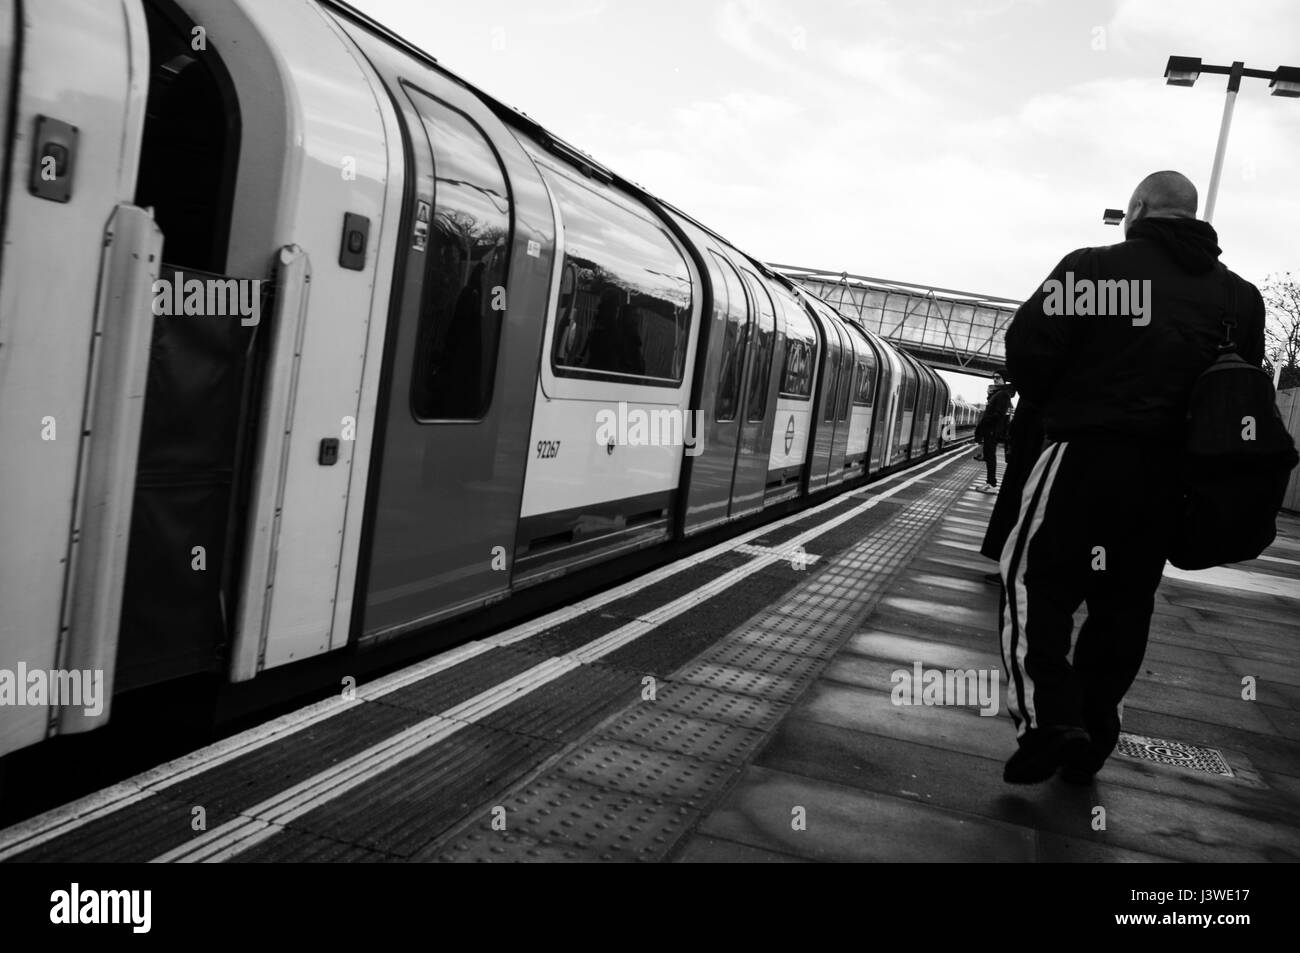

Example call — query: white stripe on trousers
[998,440,1069,737]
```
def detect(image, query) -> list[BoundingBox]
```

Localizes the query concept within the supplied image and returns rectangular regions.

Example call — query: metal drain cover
[1116,733,1233,777]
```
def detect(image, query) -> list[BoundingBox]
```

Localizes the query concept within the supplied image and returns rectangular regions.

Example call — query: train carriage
[0,0,968,761]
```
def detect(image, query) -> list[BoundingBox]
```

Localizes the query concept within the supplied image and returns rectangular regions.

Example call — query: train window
[711,251,749,421]
[547,168,692,386]
[781,339,813,398]
[408,91,511,421]
[853,346,878,407]
[742,271,775,421]
[779,297,817,399]
[853,362,871,405]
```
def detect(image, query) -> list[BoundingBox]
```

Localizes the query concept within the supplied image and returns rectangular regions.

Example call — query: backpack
[1167,273,1300,570]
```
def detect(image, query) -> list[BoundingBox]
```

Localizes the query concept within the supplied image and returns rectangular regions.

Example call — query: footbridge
[774,265,1022,376]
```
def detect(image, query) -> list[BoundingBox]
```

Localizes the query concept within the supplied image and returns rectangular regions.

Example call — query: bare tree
[1263,272,1300,390]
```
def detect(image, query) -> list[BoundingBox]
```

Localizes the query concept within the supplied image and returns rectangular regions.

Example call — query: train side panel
[513,151,701,583]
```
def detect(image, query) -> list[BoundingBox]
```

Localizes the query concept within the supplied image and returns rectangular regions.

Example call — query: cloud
[348,0,1298,302]
[713,0,959,108]
[521,0,608,26]
[1109,0,1300,64]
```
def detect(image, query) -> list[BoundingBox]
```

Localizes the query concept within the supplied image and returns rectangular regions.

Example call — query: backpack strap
[1218,265,1239,354]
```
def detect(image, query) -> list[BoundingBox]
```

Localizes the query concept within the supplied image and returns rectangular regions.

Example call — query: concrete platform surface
[678,477,1300,863]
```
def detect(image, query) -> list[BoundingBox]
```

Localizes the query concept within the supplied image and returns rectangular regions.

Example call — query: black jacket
[975,384,1015,441]
[1005,218,1265,445]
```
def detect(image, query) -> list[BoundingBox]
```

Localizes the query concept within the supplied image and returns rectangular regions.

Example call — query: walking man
[998,170,1265,784]
[974,373,1015,492]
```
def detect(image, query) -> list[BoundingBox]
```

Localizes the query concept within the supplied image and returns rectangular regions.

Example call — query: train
[0,0,979,760]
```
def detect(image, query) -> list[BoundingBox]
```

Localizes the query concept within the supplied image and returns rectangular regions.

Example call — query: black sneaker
[1058,744,1108,784]
[1003,725,1092,785]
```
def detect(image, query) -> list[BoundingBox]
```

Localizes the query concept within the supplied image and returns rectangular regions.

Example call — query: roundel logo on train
[785,416,796,454]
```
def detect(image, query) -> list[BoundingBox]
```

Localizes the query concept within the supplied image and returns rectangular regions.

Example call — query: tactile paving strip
[1116,733,1234,777]
[697,640,828,682]
[555,739,735,806]
[675,662,805,706]
[599,707,767,765]
[425,457,980,861]
[728,623,840,659]
[426,778,693,862]
[631,681,786,732]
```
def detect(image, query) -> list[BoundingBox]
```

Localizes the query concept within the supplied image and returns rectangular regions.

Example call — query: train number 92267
[536,440,561,459]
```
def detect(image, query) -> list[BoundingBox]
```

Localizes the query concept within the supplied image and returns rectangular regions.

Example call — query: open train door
[111,0,253,695]
[0,0,160,756]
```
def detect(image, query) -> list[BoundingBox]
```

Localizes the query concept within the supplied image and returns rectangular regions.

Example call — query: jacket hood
[1126,216,1221,274]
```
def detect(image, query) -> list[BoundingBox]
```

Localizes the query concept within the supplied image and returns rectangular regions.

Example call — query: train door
[806,307,843,492]
[867,334,896,472]
[843,323,878,476]
[676,244,748,535]
[910,366,933,457]
[676,241,759,527]
[824,312,855,486]
[729,264,778,517]
[114,0,249,694]
[929,371,942,449]
[355,73,554,641]
[895,354,921,460]
[117,0,402,686]
[884,348,910,467]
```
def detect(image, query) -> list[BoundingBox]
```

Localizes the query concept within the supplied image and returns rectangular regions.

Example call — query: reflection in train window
[711,251,749,421]
[546,168,692,386]
[781,338,813,398]
[853,355,877,406]
[780,297,818,401]
[742,271,775,421]
[408,90,511,421]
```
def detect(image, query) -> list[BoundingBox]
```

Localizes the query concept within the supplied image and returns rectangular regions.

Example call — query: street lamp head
[1164,55,1202,86]
[1269,65,1300,97]
[1103,208,1125,226]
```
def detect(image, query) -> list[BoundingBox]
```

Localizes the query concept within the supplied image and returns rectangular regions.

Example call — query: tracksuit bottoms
[998,438,1178,756]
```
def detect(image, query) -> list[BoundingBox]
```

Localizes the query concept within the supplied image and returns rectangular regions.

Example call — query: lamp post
[1164,56,1300,223]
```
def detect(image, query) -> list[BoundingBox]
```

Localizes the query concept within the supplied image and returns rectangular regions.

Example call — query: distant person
[974,373,1015,492]
[980,397,1044,585]
[997,170,1265,785]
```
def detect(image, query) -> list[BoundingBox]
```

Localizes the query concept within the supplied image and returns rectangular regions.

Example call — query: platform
[2,448,1297,863]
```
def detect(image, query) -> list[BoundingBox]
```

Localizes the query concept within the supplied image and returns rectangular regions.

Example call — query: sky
[348,0,1300,401]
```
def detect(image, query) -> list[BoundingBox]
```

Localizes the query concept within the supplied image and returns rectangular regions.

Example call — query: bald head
[1124,171,1198,234]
